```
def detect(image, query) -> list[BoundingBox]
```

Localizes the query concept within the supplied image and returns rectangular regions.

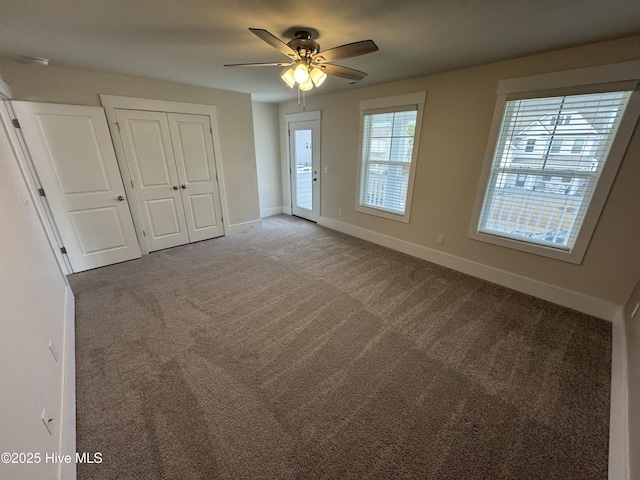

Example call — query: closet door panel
[116,109,189,251]
[168,113,224,242]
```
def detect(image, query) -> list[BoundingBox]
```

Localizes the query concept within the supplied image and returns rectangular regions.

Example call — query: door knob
[117,195,125,201]
[173,186,178,190]
[181,184,187,189]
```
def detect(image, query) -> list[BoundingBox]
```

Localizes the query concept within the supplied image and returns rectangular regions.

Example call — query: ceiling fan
[224,28,379,92]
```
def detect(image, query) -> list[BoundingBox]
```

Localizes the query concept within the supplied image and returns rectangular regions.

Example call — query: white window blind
[359,106,418,215]
[478,90,631,250]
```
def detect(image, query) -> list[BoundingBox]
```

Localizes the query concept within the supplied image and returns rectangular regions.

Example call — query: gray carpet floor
[68,215,612,479]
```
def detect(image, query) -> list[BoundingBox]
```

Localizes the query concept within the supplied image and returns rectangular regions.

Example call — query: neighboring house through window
[469,60,640,263]
[356,92,426,222]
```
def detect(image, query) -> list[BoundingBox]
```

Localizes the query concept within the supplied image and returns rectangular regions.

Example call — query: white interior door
[289,119,320,221]
[115,109,190,252]
[12,101,141,272]
[168,113,224,242]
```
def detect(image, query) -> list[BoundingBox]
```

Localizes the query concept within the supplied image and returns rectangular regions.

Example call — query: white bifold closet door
[12,101,142,272]
[115,110,224,252]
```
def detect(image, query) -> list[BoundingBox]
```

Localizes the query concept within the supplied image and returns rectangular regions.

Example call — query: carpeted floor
[68,215,612,479]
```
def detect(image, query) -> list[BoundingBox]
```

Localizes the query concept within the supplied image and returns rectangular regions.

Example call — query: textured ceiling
[1,0,639,102]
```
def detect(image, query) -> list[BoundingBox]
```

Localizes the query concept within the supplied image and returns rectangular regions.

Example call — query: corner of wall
[610,307,630,480]
[58,286,76,480]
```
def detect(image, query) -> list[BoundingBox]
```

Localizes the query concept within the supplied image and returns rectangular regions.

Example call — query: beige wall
[0,60,260,226]
[252,101,283,216]
[279,35,640,306]
[0,105,71,479]
[626,277,640,480]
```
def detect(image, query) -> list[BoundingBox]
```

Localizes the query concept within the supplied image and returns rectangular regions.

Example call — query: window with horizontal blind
[469,61,640,263]
[356,92,425,222]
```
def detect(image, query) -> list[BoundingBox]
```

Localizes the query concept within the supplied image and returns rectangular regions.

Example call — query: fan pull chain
[296,86,307,111]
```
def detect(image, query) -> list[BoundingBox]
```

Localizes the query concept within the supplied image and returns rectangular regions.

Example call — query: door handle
[117,195,125,201]
[173,186,178,190]
[181,184,187,189]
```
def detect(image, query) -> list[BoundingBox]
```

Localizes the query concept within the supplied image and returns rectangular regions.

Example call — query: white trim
[360,91,427,111]
[355,92,426,223]
[58,286,76,480]
[0,75,13,98]
[0,100,72,274]
[100,94,220,115]
[318,216,620,321]
[228,219,262,235]
[100,95,230,250]
[284,110,321,222]
[284,110,321,123]
[469,65,640,264]
[497,60,640,96]
[609,308,630,480]
[260,206,284,218]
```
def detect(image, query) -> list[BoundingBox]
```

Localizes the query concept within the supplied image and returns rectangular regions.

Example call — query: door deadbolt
[117,195,125,201]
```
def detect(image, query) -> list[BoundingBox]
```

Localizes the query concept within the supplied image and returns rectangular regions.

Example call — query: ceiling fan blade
[249,28,297,59]
[313,40,378,63]
[319,64,368,81]
[224,61,293,67]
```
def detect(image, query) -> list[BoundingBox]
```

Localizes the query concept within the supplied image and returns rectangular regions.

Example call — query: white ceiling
[1,0,639,102]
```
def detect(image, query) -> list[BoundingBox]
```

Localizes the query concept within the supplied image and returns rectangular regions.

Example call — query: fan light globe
[280,67,296,88]
[310,67,327,87]
[299,77,314,91]
[293,63,309,84]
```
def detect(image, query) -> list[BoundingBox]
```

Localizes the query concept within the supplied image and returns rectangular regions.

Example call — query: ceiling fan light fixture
[293,62,310,84]
[310,67,327,87]
[298,77,314,91]
[280,67,296,88]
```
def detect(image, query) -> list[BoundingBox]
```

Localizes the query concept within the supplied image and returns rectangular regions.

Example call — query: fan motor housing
[287,31,319,58]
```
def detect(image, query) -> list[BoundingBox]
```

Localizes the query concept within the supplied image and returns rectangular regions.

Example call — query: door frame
[101,95,229,255]
[0,90,73,274]
[284,110,321,222]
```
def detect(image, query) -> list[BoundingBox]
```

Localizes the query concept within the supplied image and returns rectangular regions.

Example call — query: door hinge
[210,127,213,135]
[142,230,146,237]
[38,188,46,197]
[60,246,67,255]
[114,122,120,131]
[131,180,134,188]
[12,118,20,129]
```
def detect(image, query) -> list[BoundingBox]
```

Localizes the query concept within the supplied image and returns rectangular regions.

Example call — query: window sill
[355,204,410,223]
[467,229,584,264]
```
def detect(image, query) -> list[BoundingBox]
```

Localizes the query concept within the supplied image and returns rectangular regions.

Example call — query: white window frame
[469,60,640,264]
[355,92,426,223]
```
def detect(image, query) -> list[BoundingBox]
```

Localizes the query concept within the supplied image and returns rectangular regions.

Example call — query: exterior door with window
[288,115,320,222]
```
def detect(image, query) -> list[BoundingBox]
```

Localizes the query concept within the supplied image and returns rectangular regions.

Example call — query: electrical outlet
[436,234,444,245]
[338,209,343,217]
[41,409,53,435]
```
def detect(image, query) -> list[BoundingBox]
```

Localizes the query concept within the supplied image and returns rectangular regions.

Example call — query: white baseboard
[283,205,292,215]
[59,286,76,480]
[317,217,620,321]
[260,206,284,218]
[227,219,262,235]
[609,309,630,480]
